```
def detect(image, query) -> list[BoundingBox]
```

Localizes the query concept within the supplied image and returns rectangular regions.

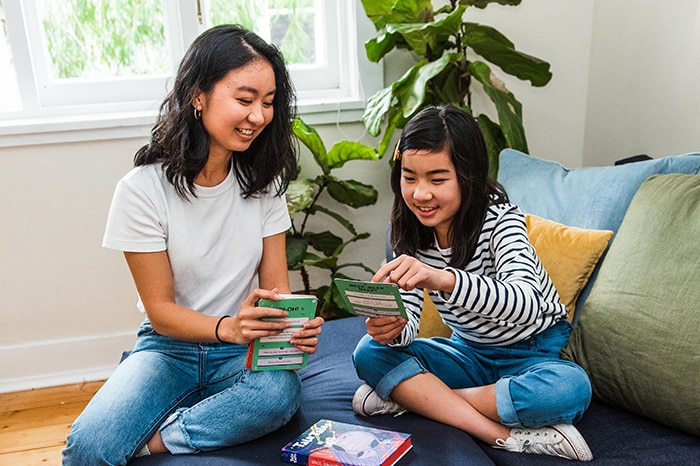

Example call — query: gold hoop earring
[194,108,202,120]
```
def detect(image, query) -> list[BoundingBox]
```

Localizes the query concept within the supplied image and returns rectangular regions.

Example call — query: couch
[133,150,700,465]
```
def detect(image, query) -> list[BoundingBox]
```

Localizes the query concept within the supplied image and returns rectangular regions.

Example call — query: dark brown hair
[134,24,297,199]
[390,105,508,268]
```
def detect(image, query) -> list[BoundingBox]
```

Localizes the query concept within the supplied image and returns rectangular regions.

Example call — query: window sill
[0,98,369,149]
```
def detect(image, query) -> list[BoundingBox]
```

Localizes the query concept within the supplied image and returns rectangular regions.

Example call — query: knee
[257,370,302,417]
[352,334,381,373]
[526,361,591,402]
[63,421,122,466]
[557,363,592,417]
[275,369,302,399]
[509,361,592,426]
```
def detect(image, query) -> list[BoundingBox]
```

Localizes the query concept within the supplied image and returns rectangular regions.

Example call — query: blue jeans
[353,320,591,428]
[62,322,302,465]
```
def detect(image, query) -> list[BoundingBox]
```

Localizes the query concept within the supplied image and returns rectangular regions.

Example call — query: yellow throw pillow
[525,214,613,321]
[416,214,613,337]
[417,289,452,338]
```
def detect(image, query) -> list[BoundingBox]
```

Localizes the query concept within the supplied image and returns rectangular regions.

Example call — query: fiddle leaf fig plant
[286,118,380,319]
[361,0,552,177]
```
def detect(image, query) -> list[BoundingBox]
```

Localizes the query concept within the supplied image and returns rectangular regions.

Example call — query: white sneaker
[352,383,406,417]
[494,424,593,461]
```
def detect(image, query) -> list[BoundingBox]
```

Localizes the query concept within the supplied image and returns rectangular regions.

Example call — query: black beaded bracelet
[215,315,231,343]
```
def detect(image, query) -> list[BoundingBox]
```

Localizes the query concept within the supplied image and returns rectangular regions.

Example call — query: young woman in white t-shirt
[63,25,324,465]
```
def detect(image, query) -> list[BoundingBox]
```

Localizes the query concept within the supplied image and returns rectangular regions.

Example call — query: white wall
[465,0,595,168]
[1,138,144,391]
[583,0,700,165]
[469,0,700,166]
[2,0,700,393]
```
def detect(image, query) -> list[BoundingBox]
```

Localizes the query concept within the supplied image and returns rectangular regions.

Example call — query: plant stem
[300,180,328,234]
[301,266,311,294]
[458,23,471,109]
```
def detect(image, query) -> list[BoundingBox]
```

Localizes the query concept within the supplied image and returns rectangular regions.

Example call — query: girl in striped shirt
[352,105,593,461]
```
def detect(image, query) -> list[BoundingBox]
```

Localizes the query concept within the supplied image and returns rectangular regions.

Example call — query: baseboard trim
[0,332,136,393]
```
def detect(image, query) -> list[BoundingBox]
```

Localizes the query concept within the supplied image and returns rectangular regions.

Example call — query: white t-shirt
[102,163,291,317]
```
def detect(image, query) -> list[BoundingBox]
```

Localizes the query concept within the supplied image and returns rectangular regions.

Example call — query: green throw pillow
[563,174,700,436]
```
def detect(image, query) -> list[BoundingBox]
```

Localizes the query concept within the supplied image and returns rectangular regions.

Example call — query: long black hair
[390,105,508,268]
[134,24,297,199]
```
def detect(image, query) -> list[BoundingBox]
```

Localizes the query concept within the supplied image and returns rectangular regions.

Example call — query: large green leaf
[365,28,404,63]
[363,86,395,137]
[365,5,464,61]
[306,231,343,257]
[302,253,339,270]
[396,54,454,118]
[286,233,308,267]
[328,283,353,317]
[292,118,329,174]
[326,177,378,209]
[313,205,358,235]
[285,178,316,214]
[363,63,420,136]
[325,140,378,170]
[384,6,464,57]
[376,111,403,158]
[361,0,433,30]
[316,284,355,321]
[464,23,551,86]
[430,57,467,105]
[364,53,462,139]
[476,113,507,179]
[469,60,527,152]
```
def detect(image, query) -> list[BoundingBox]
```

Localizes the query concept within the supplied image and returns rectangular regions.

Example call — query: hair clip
[393,141,401,161]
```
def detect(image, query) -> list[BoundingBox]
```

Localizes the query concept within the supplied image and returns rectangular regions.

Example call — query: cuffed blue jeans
[62,322,302,466]
[353,320,591,428]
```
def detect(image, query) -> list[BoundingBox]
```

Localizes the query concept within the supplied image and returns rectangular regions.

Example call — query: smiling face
[194,59,276,158]
[400,148,462,248]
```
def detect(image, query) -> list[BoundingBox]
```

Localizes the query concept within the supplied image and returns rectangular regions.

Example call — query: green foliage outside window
[39,0,169,79]
[209,0,315,65]
[40,0,317,80]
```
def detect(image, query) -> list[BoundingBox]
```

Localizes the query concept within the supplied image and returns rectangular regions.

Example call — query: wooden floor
[0,380,104,466]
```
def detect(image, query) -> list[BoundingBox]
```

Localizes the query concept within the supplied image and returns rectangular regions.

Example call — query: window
[0,0,381,147]
[0,2,21,113]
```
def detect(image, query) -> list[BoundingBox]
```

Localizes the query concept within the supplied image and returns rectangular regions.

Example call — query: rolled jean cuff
[159,410,197,455]
[495,377,519,427]
[375,357,426,400]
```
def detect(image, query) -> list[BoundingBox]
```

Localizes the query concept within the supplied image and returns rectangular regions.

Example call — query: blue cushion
[497,149,700,233]
[497,149,700,322]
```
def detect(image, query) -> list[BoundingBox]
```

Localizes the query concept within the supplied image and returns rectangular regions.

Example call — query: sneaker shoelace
[513,430,566,456]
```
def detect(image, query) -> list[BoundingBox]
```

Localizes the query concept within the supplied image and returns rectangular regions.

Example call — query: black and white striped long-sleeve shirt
[394,203,567,347]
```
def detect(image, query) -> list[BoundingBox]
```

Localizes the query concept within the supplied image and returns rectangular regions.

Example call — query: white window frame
[0,0,382,148]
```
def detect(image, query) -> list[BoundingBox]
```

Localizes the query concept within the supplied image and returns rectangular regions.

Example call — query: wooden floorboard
[0,381,104,466]
[0,445,64,466]
[1,381,102,412]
